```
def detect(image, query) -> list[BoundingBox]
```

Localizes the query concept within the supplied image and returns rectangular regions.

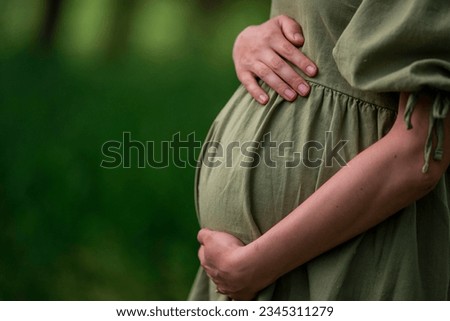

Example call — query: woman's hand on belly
[233,15,318,104]
[197,228,263,300]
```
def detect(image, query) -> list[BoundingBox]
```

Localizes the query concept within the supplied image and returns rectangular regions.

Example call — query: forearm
[245,93,450,288]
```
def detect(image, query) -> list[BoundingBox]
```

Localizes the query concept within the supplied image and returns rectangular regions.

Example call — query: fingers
[237,50,313,101]
[271,38,317,78]
[261,51,312,97]
[198,245,204,263]
[233,14,318,104]
[237,71,269,105]
[276,15,304,46]
[198,245,215,279]
[271,15,317,78]
[197,228,211,245]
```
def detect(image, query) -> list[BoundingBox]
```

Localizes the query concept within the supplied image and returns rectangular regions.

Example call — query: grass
[0,49,240,300]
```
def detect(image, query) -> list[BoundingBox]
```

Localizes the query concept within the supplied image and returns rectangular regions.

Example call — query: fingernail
[298,83,309,96]
[284,88,296,100]
[258,94,268,104]
[294,33,304,43]
[306,65,316,76]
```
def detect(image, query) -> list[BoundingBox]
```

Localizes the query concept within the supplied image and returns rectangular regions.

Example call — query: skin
[233,15,318,104]
[198,92,450,300]
[196,16,450,300]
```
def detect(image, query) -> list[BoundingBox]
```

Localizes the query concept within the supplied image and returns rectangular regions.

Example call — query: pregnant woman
[189,0,450,300]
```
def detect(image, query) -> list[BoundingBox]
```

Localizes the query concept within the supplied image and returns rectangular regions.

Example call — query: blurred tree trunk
[106,0,140,58]
[40,0,64,50]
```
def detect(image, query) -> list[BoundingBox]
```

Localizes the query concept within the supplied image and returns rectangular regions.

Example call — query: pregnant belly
[196,85,392,244]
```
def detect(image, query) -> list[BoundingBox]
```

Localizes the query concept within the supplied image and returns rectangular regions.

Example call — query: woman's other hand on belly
[197,228,265,300]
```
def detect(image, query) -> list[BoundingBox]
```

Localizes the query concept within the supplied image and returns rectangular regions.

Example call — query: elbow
[393,135,448,199]
[387,134,446,200]
[418,149,449,192]
[386,91,449,198]
[412,165,444,197]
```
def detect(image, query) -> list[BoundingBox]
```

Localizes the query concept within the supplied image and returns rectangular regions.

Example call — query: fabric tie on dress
[404,91,450,173]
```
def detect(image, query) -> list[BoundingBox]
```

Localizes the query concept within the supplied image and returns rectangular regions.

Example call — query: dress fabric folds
[189,0,450,300]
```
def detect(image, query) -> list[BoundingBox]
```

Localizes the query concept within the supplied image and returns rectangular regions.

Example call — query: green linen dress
[189,0,450,300]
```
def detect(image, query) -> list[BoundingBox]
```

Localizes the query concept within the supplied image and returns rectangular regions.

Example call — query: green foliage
[0,0,269,300]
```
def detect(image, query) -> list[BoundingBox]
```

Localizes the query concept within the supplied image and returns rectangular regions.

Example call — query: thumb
[277,15,304,46]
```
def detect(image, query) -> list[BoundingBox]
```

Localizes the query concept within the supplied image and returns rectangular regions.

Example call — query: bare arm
[198,92,450,300]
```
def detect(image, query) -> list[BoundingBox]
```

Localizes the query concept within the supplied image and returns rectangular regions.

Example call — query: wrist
[239,240,280,291]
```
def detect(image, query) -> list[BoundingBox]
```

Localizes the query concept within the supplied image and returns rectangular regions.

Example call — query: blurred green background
[0,0,269,300]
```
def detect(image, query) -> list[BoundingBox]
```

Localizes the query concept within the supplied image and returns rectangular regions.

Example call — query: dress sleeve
[332,0,450,173]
